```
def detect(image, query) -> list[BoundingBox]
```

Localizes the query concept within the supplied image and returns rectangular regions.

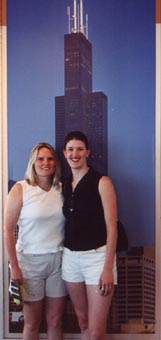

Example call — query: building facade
[55,6,108,174]
[116,247,155,333]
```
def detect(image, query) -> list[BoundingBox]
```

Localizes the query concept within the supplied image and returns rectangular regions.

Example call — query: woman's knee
[88,322,107,340]
[77,313,88,332]
[23,301,42,332]
[46,313,63,328]
[89,329,106,340]
[23,319,40,333]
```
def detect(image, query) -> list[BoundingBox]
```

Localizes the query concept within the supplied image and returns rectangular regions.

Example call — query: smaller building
[115,246,155,333]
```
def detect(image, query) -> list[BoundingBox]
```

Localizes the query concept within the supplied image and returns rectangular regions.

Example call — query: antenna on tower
[73,0,77,33]
[67,6,71,34]
[77,3,80,34]
[67,0,89,38]
[85,14,88,39]
[79,0,84,34]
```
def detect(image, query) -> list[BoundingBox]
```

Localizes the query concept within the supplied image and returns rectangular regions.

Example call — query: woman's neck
[72,166,89,190]
[37,177,53,192]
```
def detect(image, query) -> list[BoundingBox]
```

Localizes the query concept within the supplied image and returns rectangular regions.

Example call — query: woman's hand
[10,264,24,285]
[98,268,114,296]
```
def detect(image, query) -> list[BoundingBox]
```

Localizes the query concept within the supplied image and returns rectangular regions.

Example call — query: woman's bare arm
[98,176,117,294]
[4,183,23,283]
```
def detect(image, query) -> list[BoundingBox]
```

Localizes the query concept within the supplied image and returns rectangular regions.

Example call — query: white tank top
[16,180,65,254]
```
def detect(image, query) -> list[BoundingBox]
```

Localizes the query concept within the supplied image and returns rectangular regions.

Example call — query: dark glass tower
[55,1,108,175]
[65,32,92,95]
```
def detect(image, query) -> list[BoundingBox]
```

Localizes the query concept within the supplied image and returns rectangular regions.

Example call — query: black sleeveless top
[63,167,107,251]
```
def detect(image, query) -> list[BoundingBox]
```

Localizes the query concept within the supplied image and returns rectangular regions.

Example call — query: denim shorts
[17,251,67,301]
[62,246,117,285]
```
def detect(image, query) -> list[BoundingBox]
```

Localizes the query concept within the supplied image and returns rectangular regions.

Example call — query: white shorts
[62,246,117,285]
[17,251,67,301]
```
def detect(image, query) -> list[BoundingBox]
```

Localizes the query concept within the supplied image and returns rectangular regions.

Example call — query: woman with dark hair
[62,131,117,340]
[4,142,66,340]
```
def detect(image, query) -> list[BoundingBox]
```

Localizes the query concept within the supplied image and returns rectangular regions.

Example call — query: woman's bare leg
[45,296,66,340]
[65,281,89,340]
[23,300,42,340]
[86,285,114,340]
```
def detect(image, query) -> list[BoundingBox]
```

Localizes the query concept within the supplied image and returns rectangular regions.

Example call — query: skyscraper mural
[56,1,107,174]
[3,0,156,338]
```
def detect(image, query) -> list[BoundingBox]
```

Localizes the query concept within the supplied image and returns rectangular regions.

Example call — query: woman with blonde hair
[4,142,66,340]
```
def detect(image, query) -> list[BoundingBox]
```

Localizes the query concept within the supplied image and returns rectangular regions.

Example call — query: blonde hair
[25,142,61,188]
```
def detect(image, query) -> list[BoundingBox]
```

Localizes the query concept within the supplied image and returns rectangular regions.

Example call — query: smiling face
[34,147,56,179]
[64,139,90,170]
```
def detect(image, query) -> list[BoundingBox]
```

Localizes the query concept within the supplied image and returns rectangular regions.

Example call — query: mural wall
[4,0,157,338]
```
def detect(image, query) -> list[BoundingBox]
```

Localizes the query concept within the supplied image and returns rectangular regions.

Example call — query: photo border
[0,0,161,339]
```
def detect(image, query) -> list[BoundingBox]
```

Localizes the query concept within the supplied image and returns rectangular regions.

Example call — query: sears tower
[55,0,108,174]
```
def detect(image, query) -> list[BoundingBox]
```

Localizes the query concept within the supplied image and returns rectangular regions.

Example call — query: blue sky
[7,0,156,246]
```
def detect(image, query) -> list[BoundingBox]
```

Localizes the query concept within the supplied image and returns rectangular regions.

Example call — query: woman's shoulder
[98,175,116,198]
[11,180,33,195]
[10,181,23,192]
[7,181,23,204]
[16,180,30,190]
[99,174,114,188]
